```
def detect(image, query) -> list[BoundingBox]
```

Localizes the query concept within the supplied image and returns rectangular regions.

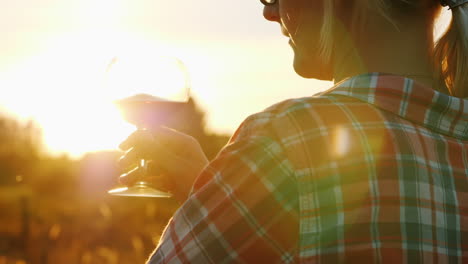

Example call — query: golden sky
[0,1,449,157]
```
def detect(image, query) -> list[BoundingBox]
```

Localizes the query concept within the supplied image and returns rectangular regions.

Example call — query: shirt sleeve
[146,134,299,263]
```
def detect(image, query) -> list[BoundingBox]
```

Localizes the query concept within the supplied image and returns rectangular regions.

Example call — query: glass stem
[140,159,147,175]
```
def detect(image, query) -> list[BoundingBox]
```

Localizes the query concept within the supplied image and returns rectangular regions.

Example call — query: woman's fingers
[118,161,173,193]
[118,129,162,168]
[119,127,186,156]
[119,129,155,151]
[118,166,141,186]
[118,145,158,168]
[117,126,209,202]
[119,127,195,167]
[118,148,137,169]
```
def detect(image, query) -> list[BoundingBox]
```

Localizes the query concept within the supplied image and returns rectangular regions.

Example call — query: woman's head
[263,0,335,79]
[263,0,468,97]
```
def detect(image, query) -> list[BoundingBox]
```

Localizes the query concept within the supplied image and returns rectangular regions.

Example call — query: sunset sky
[0,1,450,157]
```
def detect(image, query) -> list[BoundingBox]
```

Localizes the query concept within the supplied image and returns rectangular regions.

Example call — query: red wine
[115,94,187,128]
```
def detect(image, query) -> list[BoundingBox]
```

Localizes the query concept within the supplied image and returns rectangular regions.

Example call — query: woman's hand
[118,127,209,203]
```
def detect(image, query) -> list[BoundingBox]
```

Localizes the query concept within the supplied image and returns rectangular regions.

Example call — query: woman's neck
[332,17,434,88]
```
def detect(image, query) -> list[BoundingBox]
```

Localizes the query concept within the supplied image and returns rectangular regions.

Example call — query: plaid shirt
[148,73,468,263]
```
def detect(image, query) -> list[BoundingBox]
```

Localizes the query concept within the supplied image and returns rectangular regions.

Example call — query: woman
[119,0,468,262]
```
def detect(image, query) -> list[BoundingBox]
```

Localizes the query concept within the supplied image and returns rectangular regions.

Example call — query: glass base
[108,182,172,198]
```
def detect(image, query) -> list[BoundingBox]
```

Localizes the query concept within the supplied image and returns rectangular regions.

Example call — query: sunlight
[38,99,134,157]
[332,126,351,158]
[77,0,125,29]
[105,54,189,102]
[0,32,201,158]
[435,9,451,40]
[0,0,319,158]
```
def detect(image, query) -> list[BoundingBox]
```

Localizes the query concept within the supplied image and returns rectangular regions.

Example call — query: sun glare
[105,54,189,102]
[0,30,202,158]
[435,9,451,40]
[78,0,125,29]
[39,98,135,158]
[332,126,351,158]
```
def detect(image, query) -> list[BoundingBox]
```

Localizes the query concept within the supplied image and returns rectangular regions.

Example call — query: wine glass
[105,55,191,197]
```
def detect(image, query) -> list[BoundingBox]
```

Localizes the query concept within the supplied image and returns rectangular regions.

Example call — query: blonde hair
[319,0,334,62]
[434,5,468,97]
[318,0,392,64]
[319,0,468,98]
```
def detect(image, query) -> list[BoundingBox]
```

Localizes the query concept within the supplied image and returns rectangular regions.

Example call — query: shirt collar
[319,72,468,140]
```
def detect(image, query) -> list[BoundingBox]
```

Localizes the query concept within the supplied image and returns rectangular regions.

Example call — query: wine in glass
[105,55,190,197]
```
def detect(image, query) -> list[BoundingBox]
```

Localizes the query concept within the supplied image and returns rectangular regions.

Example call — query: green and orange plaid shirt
[148,73,468,263]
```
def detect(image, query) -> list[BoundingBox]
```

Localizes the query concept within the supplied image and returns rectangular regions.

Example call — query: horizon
[0,1,450,158]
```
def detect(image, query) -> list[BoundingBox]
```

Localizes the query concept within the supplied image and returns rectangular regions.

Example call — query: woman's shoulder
[231,94,360,142]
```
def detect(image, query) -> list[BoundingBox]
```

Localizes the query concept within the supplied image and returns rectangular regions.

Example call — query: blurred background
[0,0,450,263]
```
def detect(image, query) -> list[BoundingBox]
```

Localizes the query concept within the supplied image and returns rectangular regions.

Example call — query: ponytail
[433,5,468,98]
